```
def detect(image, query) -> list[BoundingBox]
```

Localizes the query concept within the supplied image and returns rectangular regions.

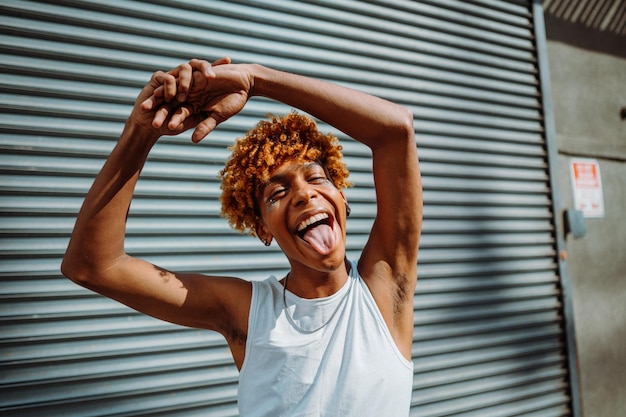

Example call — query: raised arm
[249,65,423,350]
[61,62,252,365]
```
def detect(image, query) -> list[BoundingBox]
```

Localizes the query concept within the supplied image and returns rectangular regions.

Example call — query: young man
[62,58,422,416]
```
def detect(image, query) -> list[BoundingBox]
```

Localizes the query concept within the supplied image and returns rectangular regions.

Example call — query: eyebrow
[265,162,324,186]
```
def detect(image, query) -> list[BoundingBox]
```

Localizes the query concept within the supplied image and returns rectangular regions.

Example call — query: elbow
[378,105,414,147]
[61,246,100,288]
[367,106,415,152]
[389,106,416,152]
[61,244,126,291]
[60,252,87,286]
[397,106,415,142]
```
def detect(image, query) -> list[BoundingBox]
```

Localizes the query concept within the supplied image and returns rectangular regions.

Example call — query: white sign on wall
[570,159,605,218]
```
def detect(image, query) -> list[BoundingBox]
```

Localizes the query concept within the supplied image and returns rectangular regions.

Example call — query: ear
[256,222,273,246]
[340,191,351,217]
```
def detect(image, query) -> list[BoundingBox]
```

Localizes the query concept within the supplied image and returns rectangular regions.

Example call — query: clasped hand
[132,57,252,143]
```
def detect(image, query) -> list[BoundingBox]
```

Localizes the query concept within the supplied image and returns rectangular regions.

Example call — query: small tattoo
[153,264,171,281]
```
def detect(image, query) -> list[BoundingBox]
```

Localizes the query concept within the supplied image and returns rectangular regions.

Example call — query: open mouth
[296,212,331,238]
[295,212,337,255]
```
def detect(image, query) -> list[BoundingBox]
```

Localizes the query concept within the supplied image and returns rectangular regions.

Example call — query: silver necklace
[282,274,351,334]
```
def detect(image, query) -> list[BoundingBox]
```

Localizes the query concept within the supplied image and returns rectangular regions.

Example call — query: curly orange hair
[219,112,351,236]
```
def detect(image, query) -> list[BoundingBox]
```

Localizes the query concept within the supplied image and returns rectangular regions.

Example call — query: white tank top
[238,260,413,417]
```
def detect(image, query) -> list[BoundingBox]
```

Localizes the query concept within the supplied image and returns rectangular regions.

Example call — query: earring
[346,203,352,217]
[261,238,271,246]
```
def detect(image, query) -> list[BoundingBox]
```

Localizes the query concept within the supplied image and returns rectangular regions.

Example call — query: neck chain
[282,273,350,334]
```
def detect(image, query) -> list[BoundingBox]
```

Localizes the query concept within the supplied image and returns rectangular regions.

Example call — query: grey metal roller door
[0,1,575,416]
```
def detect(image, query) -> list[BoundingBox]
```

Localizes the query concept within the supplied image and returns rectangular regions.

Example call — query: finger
[140,96,156,111]
[140,85,165,111]
[152,105,171,128]
[191,114,219,143]
[170,63,192,102]
[148,70,166,89]
[188,56,231,79]
[149,70,179,102]
[189,59,215,78]
[168,106,192,130]
[158,72,178,102]
[212,56,232,66]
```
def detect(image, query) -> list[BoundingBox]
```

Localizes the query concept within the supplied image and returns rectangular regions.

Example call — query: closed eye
[267,187,287,203]
[308,176,328,185]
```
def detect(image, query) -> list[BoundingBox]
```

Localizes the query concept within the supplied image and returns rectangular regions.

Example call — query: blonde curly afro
[219,112,351,236]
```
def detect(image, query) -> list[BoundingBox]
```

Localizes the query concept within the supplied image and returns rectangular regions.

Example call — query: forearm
[249,63,414,149]
[62,121,158,281]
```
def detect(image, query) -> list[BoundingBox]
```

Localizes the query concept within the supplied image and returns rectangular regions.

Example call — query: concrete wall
[543,2,626,416]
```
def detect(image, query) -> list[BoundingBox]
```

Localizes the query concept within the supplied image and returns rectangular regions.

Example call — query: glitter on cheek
[265,200,278,212]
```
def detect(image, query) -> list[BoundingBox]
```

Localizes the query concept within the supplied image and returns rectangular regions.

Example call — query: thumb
[212,56,232,66]
[191,114,219,143]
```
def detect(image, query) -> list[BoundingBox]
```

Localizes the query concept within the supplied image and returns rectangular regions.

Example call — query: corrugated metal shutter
[0,0,574,416]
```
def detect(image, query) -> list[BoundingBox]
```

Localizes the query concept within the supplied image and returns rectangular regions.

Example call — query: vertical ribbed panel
[0,0,572,416]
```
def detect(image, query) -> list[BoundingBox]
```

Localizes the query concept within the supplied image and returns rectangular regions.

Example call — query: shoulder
[250,275,282,298]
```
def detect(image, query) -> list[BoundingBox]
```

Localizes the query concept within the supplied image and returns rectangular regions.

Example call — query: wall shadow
[543,0,626,58]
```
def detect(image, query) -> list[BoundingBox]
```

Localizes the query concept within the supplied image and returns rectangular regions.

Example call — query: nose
[293,180,317,207]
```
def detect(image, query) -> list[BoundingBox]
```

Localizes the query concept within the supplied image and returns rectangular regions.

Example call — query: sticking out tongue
[302,223,336,255]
